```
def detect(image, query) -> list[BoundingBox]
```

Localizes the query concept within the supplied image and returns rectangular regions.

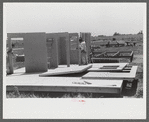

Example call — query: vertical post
[77,35,81,65]
[85,33,91,63]
[69,33,80,65]
[7,37,13,74]
[85,33,89,63]
[66,34,70,67]
[50,36,58,68]
[55,37,59,67]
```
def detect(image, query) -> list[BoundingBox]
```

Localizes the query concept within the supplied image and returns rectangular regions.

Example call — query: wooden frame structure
[91,51,134,63]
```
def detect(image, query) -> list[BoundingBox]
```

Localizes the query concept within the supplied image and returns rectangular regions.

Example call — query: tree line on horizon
[113,30,143,36]
[97,30,143,37]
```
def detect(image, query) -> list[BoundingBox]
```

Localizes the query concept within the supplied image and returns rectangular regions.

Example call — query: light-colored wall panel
[24,33,47,72]
[55,32,70,67]
[46,33,58,68]
[80,32,91,63]
[69,33,79,64]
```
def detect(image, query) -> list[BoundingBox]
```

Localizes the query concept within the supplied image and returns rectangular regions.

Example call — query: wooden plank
[88,63,128,72]
[91,58,120,63]
[92,51,102,55]
[112,51,120,56]
[39,64,92,76]
[88,68,122,72]
[130,51,133,56]
[120,51,132,53]
[106,51,117,54]
[97,51,106,57]
[82,66,138,80]
[91,63,128,67]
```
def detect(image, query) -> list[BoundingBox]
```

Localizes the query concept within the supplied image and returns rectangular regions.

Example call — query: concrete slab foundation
[6,66,123,94]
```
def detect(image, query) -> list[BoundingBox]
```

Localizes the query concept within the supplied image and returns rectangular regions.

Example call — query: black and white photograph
[3,2,146,119]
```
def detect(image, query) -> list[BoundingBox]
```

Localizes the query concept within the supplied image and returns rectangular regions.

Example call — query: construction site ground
[6,42,143,98]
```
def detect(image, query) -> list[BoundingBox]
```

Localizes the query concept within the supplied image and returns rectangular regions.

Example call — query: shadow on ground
[121,79,139,96]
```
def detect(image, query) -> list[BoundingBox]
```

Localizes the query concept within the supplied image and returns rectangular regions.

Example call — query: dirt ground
[97,42,143,98]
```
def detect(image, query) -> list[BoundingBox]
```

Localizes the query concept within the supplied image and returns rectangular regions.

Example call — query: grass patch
[6,90,121,98]
[134,87,143,98]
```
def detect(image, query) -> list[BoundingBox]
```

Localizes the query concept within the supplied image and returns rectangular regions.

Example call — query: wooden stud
[112,51,120,56]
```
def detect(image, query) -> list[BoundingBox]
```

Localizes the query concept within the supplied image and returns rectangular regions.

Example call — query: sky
[4,3,146,36]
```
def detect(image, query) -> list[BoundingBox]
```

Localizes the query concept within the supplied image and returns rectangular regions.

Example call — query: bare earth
[97,42,143,98]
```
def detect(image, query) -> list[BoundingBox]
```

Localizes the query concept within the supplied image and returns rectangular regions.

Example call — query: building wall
[24,33,48,72]
[55,33,70,67]
[46,33,58,68]
[69,33,79,64]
